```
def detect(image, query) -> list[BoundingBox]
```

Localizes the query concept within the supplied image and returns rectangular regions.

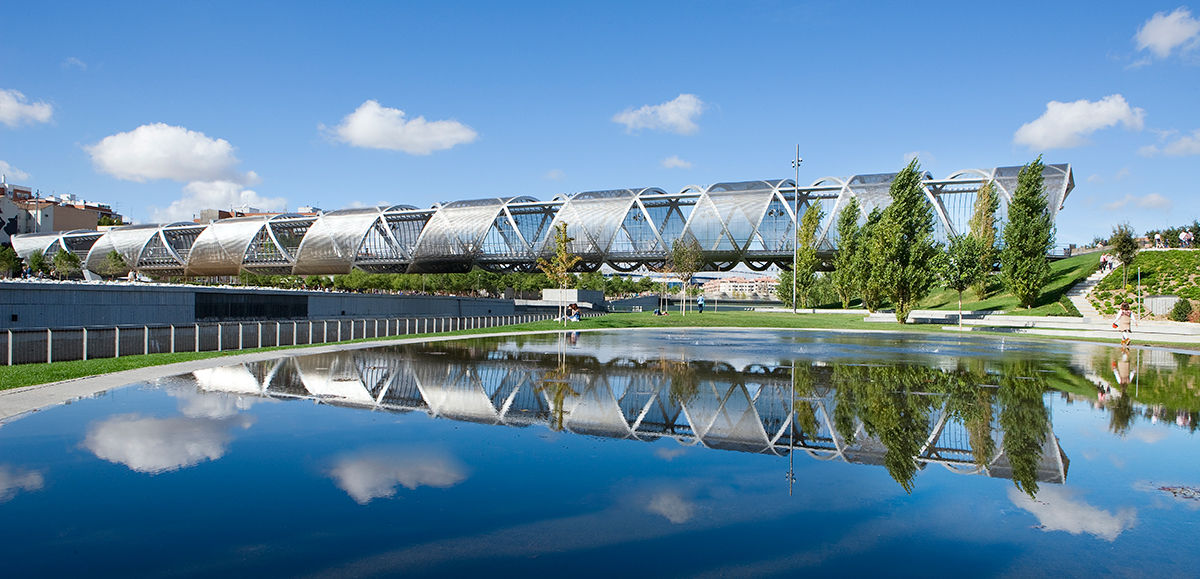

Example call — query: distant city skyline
[1,1,1197,245]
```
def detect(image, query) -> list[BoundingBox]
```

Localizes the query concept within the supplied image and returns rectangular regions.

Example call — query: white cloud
[1163,129,1200,155]
[1102,193,1173,211]
[0,465,44,502]
[612,94,705,135]
[903,151,935,165]
[0,88,53,128]
[83,413,252,474]
[329,450,469,505]
[543,169,567,181]
[648,492,695,523]
[324,100,477,155]
[1009,487,1136,541]
[150,180,286,223]
[86,123,258,184]
[661,155,693,169]
[1013,95,1145,150]
[1087,174,1104,184]
[62,57,87,70]
[1135,7,1200,58]
[0,160,31,181]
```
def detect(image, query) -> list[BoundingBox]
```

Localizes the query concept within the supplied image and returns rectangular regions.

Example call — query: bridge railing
[1,312,606,367]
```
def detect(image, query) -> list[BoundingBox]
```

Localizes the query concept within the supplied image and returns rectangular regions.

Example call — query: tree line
[779,156,1057,323]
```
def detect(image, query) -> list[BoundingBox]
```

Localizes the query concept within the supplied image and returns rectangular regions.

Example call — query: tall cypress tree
[1000,156,1054,308]
[967,180,1000,299]
[855,207,885,312]
[793,203,825,308]
[830,196,862,308]
[875,159,941,323]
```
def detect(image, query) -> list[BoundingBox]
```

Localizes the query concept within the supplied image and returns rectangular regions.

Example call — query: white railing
[2,312,606,366]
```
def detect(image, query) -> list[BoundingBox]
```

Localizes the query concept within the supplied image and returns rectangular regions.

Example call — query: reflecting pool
[2,328,1198,578]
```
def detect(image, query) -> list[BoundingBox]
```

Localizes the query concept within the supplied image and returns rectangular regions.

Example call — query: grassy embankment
[1088,250,1200,316]
[917,251,1100,316]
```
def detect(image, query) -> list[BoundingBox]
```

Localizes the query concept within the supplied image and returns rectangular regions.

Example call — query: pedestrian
[1180,230,1188,249]
[697,294,705,313]
[1100,254,1108,272]
[1112,302,1138,347]
[1154,232,1163,248]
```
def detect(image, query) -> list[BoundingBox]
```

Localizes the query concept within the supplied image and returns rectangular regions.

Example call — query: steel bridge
[187,343,1069,484]
[13,164,1073,276]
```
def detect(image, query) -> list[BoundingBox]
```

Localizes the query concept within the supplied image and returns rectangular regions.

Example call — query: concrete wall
[0,281,516,329]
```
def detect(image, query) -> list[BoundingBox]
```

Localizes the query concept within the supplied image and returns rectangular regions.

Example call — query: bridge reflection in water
[190,339,1068,494]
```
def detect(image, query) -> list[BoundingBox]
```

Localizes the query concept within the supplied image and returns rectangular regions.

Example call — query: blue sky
[1,1,1197,245]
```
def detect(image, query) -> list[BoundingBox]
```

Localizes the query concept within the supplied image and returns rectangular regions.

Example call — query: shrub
[1169,298,1194,323]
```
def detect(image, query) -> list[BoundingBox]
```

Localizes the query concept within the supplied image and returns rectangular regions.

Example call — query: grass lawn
[917,252,1100,316]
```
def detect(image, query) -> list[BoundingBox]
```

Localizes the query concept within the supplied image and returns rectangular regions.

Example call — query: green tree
[855,208,885,312]
[537,222,582,325]
[941,234,986,329]
[967,180,1000,299]
[53,248,82,279]
[830,197,862,308]
[0,246,22,277]
[26,249,48,275]
[793,203,825,309]
[670,235,704,315]
[1000,156,1055,308]
[96,250,128,278]
[1110,222,1138,288]
[875,159,941,323]
[997,361,1050,499]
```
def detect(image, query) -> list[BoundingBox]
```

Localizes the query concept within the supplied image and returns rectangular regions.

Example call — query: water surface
[1,328,1197,578]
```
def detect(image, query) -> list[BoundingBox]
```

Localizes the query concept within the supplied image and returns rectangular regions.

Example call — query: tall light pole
[791,146,803,314]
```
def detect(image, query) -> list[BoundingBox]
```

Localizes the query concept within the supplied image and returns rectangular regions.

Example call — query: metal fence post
[258,322,262,348]
[7,329,11,366]
[144,326,149,355]
[195,324,200,352]
[46,328,52,364]
[83,327,88,361]
[115,326,120,358]
[170,325,175,353]
[217,324,223,352]
[238,323,243,350]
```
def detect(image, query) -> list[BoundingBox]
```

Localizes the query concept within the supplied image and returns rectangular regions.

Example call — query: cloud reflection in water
[0,465,45,502]
[1009,486,1136,541]
[329,449,469,504]
[83,413,253,474]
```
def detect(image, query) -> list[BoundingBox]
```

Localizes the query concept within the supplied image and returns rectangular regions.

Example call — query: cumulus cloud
[62,57,87,70]
[648,492,695,523]
[612,94,705,135]
[0,465,45,502]
[1135,7,1200,58]
[0,88,53,128]
[86,123,258,184]
[1013,95,1145,150]
[0,160,31,181]
[169,387,263,419]
[324,100,477,155]
[1102,193,1173,211]
[83,413,252,474]
[150,180,285,223]
[1009,487,1136,541]
[543,169,566,181]
[661,155,693,169]
[329,449,469,505]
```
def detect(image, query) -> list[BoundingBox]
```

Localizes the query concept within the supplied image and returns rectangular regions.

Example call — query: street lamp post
[791,146,803,314]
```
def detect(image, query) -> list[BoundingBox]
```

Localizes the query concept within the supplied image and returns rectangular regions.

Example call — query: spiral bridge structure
[13,164,1072,276]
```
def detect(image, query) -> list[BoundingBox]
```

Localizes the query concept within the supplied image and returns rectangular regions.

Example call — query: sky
[1,1,1197,245]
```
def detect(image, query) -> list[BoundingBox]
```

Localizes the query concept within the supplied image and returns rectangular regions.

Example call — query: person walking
[697,294,705,313]
[1154,232,1163,248]
[1112,302,1138,346]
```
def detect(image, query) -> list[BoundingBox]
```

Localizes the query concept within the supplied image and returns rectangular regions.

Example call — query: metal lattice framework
[187,344,1069,483]
[12,164,1072,276]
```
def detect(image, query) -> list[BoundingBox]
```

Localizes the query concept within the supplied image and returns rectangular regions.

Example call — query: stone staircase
[1065,265,1114,320]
